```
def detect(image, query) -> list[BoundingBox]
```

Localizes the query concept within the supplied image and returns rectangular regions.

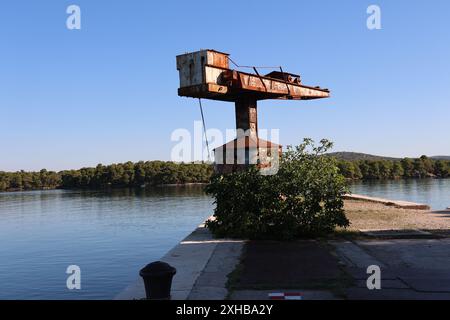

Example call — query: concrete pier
[115,220,244,300]
[344,194,430,210]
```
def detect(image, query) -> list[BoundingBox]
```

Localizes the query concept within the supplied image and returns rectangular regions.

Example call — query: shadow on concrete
[231,240,350,292]
[231,237,450,300]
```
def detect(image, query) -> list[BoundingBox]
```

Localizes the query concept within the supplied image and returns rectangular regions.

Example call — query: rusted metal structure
[176,49,330,173]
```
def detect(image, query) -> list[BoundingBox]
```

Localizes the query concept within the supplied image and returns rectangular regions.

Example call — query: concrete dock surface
[333,239,450,299]
[344,194,431,210]
[230,238,450,300]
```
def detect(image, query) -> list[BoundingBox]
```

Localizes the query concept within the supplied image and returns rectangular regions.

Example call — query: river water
[0,187,213,299]
[349,178,450,210]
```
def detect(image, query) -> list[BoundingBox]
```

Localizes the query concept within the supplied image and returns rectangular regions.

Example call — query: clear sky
[1,0,449,171]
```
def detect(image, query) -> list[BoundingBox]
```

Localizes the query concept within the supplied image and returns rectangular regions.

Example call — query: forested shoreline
[336,156,450,180]
[0,161,213,192]
[0,156,449,192]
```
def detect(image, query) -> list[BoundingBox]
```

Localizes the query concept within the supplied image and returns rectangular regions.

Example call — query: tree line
[336,156,450,180]
[0,161,213,192]
[1,156,450,192]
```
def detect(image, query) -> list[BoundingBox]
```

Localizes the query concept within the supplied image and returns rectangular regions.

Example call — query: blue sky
[1,0,449,171]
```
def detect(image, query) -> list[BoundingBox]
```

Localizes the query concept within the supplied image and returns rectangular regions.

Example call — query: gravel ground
[344,200,450,231]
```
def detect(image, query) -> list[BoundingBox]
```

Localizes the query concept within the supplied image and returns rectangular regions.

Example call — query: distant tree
[358,161,370,179]
[413,158,427,178]
[367,161,381,179]
[401,158,415,178]
[9,173,23,189]
[434,160,450,178]
[0,172,9,191]
[378,161,393,179]
[392,161,404,179]
[420,155,434,174]
[134,161,146,186]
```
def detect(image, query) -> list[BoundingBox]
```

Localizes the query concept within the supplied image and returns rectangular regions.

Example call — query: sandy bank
[344,200,450,232]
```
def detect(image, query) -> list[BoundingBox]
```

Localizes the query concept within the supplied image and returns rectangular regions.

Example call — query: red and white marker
[268,292,303,300]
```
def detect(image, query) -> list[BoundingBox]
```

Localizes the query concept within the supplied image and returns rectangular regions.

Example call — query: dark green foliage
[336,156,450,180]
[60,161,213,189]
[205,139,350,240]
[0,170,61,192]
[0,161,213,192]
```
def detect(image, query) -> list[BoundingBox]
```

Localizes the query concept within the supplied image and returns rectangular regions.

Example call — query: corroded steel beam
[222,68,330,101]
[176,50,330,102]
[177,67,330,101]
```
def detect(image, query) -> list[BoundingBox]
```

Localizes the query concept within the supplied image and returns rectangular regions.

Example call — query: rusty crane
[176,49,330,173]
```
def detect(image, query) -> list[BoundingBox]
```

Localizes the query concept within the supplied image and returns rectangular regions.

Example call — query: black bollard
[139,261,177,300]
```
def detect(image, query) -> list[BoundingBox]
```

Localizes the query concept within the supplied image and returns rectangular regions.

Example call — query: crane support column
[235,97,258,138]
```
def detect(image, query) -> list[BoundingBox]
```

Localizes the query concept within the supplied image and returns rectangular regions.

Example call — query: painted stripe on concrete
[268,292,303,300]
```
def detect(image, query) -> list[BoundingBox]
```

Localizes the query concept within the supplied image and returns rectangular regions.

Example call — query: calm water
[0,187,213,300]
[349,179,450,210]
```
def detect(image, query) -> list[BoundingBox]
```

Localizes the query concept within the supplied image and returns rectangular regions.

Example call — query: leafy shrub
[205,139,350,240]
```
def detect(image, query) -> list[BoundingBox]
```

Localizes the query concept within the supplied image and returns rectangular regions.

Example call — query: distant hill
[326,152,400,161]
[326,152,450,162]
[431,156,450,160]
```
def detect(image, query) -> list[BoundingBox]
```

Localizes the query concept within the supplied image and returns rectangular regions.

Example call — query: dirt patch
[343,200,450,232]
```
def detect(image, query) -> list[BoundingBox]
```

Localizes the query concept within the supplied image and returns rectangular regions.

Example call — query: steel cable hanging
[227,56,281,70]
[228,56,293,96]
[198,98,211,162]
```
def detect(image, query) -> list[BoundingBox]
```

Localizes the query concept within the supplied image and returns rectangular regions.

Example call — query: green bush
[205,139,350,240]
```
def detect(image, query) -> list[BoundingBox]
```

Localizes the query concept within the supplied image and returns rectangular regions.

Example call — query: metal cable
[227,56,280,70]
[198,98,211,162]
